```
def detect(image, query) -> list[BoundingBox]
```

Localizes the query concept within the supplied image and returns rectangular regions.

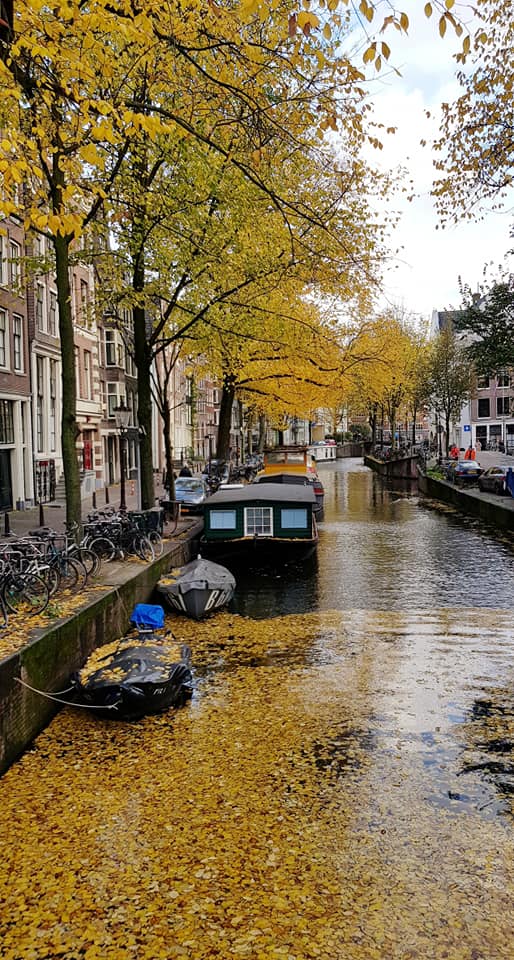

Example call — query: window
[13,314,23,371]
[209,510,237,530]
[9,241,20,288]
[107,382,119,418]
[244,506,273,537]
[0,309,7,367]
[48,291,57,336]
[477,376,490,389]
[497,396,510,416]
[80,279,89,324]
[0,400,14,444]
[36,283,45,330]
[281,508,308,529]
[478,398,490,418]
[49,360,56,451]
[37,356,44,452]
[83,350,92,399]
[497,373,510,387]
[0,235,6,286]
[105,329,117,366]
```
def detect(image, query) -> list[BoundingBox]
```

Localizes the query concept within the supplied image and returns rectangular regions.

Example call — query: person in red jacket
[464,445,476,461]
[449,444,459,459]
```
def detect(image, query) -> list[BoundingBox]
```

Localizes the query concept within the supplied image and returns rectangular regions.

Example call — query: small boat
[74,604,193,720]
[157,556,236,619]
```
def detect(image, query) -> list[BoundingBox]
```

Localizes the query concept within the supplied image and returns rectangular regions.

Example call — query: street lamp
[114,399,130,512]
[205,434,213,474]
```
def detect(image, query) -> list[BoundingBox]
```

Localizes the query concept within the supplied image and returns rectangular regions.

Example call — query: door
[0,449,13,510]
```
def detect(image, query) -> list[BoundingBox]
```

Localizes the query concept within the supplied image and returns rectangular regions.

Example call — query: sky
[351,7,514,323]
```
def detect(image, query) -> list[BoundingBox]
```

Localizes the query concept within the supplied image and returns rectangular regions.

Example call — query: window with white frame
[9,241,20,288]
[0,235,6,286]
[48,291,57,335]
[0,309,7,367]
[36,283,45,330]
[497,372,510,387]
[83,350,92,399]
[49,360,56,451]
[13,314,23,372]
[105,329,117,366]
[497,396,511,416]
[244,506,273,537]
[80,279,89,324]
[37,356,44,452]
[106,382,119,418]
[477,376,490,389]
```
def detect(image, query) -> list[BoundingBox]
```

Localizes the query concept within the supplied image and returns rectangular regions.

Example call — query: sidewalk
[0,477,189,540]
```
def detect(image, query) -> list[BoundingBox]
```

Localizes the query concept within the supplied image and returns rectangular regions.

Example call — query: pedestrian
[179,463,193,477]
[475,439,482,453]
[449,444,459,460]
[464,445,476,461]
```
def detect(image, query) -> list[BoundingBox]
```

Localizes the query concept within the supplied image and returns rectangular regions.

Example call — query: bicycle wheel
[4,573,50,616]
[147,530,164,558]
[89,536,116,562]
[75,547,101,577]
[135,535,155,562]
[52,556,84,592]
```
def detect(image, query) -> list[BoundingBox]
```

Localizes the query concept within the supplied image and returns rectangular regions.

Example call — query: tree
[433,0,514,223]
[454,278,514,375]
[428,326,475,456]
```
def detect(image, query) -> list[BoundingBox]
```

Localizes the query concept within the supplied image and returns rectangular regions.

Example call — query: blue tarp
[130,604,165,629]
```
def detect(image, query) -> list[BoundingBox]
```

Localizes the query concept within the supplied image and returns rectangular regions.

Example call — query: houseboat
[308,440,337,463]
[202,483,318,559]
[257,446,324,516]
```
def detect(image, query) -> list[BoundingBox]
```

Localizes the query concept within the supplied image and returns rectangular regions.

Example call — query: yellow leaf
[439,15,447,37]
[424,3,432,17]
[400,12,409,31]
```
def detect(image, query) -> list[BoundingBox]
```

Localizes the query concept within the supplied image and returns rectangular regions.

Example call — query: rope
[14,677,119,710]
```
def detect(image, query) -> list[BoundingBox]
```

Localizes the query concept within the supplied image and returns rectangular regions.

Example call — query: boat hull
[75,643,193,721]
[156,558,236,620]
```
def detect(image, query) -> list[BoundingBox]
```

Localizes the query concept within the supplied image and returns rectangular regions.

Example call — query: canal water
[1,459,513,960]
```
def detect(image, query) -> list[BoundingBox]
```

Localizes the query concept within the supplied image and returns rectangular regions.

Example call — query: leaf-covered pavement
[0,608,513,959]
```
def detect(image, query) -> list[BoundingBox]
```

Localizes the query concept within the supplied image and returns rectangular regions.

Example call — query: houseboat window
[245,506,273,537]
[209,510,237,530]
[281,508,308,529]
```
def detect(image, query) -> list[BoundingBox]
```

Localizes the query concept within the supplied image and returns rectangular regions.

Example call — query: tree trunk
[369,403,377,447]
[54,232,81,533]
[411,406,417,446]
[161,398,175,500]
[217,377,235,460]
[133,300,154,509]
[258,415,266,453]
[445,412,451,457]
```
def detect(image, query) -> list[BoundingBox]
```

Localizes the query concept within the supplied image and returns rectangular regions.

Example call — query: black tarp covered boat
[74,605,193,720]
[156,556,236,619]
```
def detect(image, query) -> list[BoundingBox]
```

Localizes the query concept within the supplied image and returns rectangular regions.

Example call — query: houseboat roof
[206,483,316,506]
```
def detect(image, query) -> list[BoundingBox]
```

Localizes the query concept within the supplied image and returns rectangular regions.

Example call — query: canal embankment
[365,451,514,531]
[0,520,202,776]
[417,469,514,531]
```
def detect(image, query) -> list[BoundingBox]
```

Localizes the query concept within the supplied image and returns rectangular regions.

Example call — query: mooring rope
[14,677,119,710]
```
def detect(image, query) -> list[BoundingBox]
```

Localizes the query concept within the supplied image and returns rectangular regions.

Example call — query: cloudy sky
[355,9,514,323]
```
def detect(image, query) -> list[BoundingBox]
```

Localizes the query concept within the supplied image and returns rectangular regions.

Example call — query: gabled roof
[206,483,316,506]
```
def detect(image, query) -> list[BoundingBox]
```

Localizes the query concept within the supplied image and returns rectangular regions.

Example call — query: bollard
[39,501,45,527]
[105,486,109,505]
[92,491,97,510]
[4,512,10,536]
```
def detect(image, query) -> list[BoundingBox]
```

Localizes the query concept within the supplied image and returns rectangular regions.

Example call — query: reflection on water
[229,458,514,617]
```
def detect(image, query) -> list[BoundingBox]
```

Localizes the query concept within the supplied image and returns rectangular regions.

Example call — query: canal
[1,459,513,960]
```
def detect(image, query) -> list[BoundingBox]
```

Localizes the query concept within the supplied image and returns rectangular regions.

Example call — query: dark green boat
[201,483,318,560]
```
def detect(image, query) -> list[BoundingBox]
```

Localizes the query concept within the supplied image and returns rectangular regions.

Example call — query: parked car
[443,461,483,486]
[478,465,511,496]
[174,477,210,514]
